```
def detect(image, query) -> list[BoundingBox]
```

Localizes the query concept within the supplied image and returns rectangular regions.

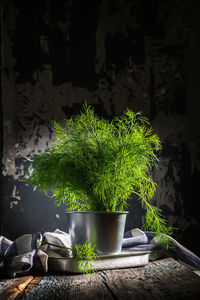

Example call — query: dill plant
[40,240,99,274]
[73,241,99,274]
[26,103,173,246]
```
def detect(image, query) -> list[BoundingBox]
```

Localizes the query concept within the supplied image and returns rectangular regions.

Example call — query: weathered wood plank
[22,276,43,297]
[1,258,200,299]
[14,274,113,300]
[0,276,33,300]
[16,275,73,299]
[66,272,114,299]
[98,258,200,300]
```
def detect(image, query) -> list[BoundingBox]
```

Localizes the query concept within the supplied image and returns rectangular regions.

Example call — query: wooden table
[0,257,200,299]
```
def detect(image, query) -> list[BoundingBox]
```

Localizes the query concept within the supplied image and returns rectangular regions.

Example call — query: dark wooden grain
[1,258,200,300]
[96,258,200,300]
[21,276,43,297]
[0,276,33,300]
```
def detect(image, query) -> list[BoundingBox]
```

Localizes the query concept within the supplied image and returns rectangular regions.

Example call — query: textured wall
[1,0,200,255]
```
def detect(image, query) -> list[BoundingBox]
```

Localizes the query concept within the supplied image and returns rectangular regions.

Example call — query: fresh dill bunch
[40,240,99,275]
[143,205,176,249]
[73,241,99,275]
[25,103,174,248]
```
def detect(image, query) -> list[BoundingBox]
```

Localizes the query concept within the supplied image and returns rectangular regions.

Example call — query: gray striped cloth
[0,229,71,278]
[0,228,199,278]
[122,228,200,270]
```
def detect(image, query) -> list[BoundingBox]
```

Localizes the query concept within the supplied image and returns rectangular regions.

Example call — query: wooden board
[0,276,33,300]
[1,258,200,299]
[63,257,200,300]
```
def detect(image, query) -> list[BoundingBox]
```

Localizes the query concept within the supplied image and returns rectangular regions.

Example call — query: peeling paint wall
[1,0,200,256]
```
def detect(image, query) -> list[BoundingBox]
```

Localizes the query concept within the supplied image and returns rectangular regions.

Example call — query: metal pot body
[67,211,128,255]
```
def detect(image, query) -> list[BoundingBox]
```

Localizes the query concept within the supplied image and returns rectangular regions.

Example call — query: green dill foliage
[40,240,99,274]
[143,206,175,249]
[73,241,99,274]
[26,103,174,246]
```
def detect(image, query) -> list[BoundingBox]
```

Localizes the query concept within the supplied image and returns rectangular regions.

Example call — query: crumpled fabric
[0,229,71,277]
[122,228,200,270]
[0,228,199,278]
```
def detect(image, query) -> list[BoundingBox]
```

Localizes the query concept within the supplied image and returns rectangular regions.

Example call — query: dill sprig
[73,241,100,274]
[40,240,99,275]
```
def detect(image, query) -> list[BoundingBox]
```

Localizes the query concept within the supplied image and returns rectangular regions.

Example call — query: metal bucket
[67,211,128,255]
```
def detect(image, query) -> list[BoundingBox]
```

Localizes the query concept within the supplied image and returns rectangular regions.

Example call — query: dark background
[0,0,200,256]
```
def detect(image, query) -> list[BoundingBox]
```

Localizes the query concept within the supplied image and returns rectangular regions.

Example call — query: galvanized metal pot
[67,211,128,255]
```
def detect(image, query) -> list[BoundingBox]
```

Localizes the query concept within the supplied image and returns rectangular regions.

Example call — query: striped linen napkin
[0,229,71,277]
[122,228,200,270]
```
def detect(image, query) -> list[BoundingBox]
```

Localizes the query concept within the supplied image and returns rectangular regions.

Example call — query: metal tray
[48,251,150,273]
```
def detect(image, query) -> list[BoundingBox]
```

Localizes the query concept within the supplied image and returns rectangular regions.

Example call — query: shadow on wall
[1,176,68,240]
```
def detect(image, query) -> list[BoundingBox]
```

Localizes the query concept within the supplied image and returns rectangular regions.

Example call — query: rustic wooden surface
[0,257,200,300]
[0,276,33,300]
